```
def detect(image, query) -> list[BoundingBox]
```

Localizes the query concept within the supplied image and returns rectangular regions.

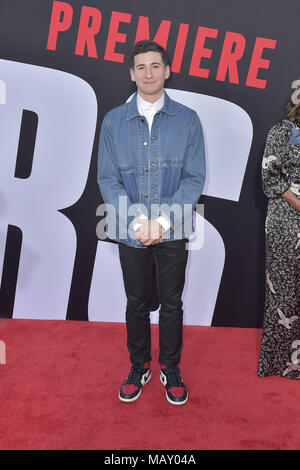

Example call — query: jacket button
[144,194,148,198]
[144,141,148,146]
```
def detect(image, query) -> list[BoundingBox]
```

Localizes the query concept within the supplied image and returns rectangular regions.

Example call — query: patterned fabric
[258,120,300,378]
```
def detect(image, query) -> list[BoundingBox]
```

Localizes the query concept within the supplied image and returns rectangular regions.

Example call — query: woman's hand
[282,188,300,211]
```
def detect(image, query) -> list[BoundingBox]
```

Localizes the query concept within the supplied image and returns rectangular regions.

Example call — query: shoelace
[164,366,183,388]
[126,366,145,387]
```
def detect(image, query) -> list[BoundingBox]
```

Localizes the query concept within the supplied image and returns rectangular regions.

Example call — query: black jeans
[118,239,189,367]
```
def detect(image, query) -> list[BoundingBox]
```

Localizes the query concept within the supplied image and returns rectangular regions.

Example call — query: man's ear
[130,68,136,83]
[164,65,171,80]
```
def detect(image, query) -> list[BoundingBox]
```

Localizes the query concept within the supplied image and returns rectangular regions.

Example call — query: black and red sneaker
[118,363,151,403]
[160,365,188,405]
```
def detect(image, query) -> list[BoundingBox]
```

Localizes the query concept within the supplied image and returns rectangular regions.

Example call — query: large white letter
[0,60,97,319]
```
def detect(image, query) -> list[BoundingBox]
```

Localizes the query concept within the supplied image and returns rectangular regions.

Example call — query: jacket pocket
[159,158,183,169]
[159,159,183,197]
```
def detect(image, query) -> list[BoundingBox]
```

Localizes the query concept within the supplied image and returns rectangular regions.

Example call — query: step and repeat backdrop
[0,0,298,327]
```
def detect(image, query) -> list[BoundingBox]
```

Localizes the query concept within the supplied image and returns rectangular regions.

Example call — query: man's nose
[144,66,153,78]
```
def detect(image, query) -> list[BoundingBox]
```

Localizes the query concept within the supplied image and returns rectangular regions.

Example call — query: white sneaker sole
[164,389,188,405]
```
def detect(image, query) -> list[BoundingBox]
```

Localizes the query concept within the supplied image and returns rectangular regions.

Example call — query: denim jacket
[97,91,206,248]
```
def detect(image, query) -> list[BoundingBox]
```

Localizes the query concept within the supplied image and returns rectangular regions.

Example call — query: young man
[97,40,206,405]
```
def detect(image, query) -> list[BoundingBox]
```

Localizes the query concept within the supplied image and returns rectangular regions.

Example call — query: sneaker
[160,365,188,405]
[118,363,151,403]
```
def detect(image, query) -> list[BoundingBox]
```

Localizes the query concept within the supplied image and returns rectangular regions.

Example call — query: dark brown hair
[130,40,170,69]
[284,80,300,125]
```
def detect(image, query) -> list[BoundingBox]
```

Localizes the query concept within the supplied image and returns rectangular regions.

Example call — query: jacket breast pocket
[159,159,183,198]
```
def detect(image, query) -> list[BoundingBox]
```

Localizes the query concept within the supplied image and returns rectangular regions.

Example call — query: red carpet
[0,318,299,450]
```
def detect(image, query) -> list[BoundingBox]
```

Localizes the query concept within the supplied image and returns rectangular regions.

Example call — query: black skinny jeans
[118,239,189,368]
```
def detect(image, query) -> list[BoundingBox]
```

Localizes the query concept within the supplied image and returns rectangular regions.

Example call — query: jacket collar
[126,90,174,120]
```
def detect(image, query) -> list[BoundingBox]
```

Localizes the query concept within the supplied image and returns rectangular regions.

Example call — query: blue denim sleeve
[166,112,206,236]
[97,115,135,240]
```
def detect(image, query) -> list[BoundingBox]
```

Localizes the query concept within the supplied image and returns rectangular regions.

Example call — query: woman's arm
[281,188,300,211]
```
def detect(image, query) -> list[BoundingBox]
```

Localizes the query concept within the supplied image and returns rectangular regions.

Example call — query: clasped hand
[134,219,164,246]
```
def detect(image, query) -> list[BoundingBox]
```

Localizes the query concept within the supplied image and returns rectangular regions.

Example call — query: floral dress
[258,119,300,378]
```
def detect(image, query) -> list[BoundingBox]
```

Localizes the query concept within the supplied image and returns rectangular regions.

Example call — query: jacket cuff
[156,215,172,233]
[132,213,147,231]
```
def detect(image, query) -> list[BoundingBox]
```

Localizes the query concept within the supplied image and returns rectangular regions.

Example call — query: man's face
[130,51,170,101]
